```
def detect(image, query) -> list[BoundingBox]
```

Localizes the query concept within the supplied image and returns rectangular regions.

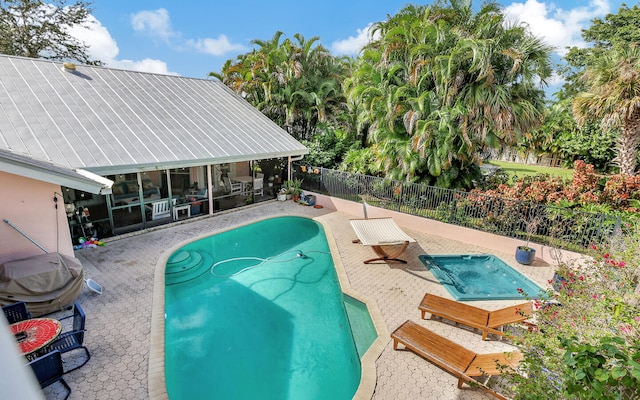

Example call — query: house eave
[84,150,309,176]
[0,156,113,194]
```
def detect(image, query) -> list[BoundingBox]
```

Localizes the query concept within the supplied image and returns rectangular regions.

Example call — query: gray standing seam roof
[0,56,307,175]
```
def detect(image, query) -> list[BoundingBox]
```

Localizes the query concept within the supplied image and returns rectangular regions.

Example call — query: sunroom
[66,158,296,240]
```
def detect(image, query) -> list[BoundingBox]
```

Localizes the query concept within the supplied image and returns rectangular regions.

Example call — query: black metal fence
[293,164,624,252]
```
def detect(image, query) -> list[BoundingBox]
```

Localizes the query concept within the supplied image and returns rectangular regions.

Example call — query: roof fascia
[0,160,112,194]
[85,150,309,176]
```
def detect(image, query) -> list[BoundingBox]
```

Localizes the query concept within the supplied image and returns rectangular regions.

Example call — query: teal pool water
[343,295,377,358]
[164,217,366,400]
[419,254,543,300]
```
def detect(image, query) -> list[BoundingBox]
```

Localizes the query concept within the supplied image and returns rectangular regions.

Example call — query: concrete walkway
[42,200,554,400]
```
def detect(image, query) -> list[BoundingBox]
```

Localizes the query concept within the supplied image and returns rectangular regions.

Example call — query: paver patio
[39,200,554,400]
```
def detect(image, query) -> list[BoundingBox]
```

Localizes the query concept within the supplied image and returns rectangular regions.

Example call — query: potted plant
[277,188,287,201]
[281,180,294,200]
[515,213,541,265]
[291,179,303,201]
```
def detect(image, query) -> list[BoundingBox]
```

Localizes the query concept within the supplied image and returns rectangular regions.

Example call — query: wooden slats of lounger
[419,293,532,340]
[391,320,522,400]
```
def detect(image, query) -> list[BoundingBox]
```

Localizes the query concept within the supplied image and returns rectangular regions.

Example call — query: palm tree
[212,32,348,142]
[573,45,640,175]
[345,1,552,188]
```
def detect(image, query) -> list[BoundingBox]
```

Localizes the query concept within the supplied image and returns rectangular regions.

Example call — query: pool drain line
[210,249,330,278]
[429,261,462,289]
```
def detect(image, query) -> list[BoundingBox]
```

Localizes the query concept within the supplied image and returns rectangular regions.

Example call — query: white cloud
[130,8,176,43]
[503,0,611,56]
[67,16,119,61]
[68,15,174,75]
[185,35,247,56]
[331,23,379,55]
[130,8,246,58]
[70,8,247,76]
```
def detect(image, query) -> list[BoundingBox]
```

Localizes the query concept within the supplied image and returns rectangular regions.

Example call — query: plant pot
[551,272,566,291]
[277,193,287,201]
[515,246,536,265]
[306,195,316,206]
[191,203,201,215]
[292,195,300,202]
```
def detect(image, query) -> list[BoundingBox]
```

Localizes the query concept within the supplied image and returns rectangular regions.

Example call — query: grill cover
[0,253,84,317]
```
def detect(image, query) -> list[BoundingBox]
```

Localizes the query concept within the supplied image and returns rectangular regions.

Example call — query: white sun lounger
[350,218,416,264]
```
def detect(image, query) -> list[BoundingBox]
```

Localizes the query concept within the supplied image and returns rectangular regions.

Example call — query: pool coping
[148,214,387,400]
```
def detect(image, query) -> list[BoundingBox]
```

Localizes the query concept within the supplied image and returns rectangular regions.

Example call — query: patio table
[173,204,191,220]
[232,175,253,192]
[9,318,62,356]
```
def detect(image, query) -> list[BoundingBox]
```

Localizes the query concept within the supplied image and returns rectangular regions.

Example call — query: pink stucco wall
[0,171,74,264]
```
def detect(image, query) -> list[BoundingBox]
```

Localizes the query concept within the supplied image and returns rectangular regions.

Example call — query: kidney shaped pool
[164,216,363,400]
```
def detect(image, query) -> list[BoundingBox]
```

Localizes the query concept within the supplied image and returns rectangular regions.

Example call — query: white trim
[0,154,112,194]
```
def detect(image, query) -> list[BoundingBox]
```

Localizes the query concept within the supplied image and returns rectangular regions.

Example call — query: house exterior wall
[0,171,74,264]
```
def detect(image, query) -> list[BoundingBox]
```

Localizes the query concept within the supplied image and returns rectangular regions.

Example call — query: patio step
[166,250,203,275]
[165,250,214,285]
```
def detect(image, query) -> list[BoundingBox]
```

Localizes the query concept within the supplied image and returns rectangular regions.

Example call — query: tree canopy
[556,4,640,175]
[343,1,552,187]
[0,0,100,65]
[210,32,350,142]
[573,45,640,175]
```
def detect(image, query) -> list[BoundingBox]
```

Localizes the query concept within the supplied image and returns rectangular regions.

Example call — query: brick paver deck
[39,200,554,400]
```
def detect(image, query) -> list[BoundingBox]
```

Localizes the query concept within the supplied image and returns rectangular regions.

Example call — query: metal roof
[0,149,112,194]
[0,55,308,175]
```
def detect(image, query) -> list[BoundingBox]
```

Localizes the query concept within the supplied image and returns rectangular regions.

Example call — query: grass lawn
[485,160,574,181]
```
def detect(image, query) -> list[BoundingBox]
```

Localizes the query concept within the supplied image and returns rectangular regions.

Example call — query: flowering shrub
[474,160,640,213]
[506,229,640,399]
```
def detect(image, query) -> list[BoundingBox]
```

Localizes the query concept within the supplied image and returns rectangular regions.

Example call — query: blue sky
[74,0,624,92]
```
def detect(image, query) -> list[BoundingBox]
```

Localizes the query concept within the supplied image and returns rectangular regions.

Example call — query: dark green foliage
[300,127,355,168]
[0,0,101,65]
[558,124,617,172]
[560,336,640,400]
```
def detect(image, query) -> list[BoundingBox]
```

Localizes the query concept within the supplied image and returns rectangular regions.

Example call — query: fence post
[613,216,622,237]
[448,191,456,223]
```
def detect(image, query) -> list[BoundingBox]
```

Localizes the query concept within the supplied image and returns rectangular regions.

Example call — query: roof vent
[62,62,76,71]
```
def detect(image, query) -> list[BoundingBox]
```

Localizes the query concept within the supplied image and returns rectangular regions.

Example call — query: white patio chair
[254,178,264,196]
[151,200,171,220]
[223,177,242,194]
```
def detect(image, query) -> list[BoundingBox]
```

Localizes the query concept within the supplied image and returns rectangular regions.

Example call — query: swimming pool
[419,254,544,300]
[163,216,367,400]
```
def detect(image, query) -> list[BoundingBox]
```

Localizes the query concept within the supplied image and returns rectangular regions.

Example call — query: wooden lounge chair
[391,320,521,400]
[350,218,416,264]
[419,293,533,340]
